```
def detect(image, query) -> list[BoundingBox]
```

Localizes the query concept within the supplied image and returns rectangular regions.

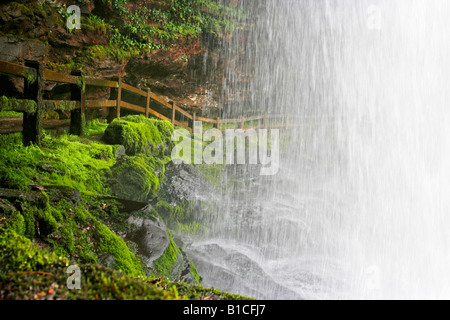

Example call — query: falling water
[188,0,450,299]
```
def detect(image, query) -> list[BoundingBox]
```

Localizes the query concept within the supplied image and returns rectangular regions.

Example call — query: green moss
[36,135,116,196]
[4,211,26,236]
[0,263,183,300]
[104,116,174,156]
[156,200,207,237]
[85,119,109,136]
[34,206,58,236]
[189,258,201,285]
[85,45,139,63]
[0,111,22,118]
[110,154,164,202]
[153,230,183,280]
[0,109,252,299]
[94,223,145,277]
[0,228,182,300]
[167,281,254,301]
[77,74,86,94]
[0,96,37,114]
[9,1,48,19]
[22,207,35,238]
[0,228,68,274]
[0,135,41,189]
[22,68,37,85]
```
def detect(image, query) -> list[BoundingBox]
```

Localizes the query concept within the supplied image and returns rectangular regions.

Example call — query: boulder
[109,154,163,203]
[160,161,218,205]
[126,212,170,267]
[126,205,199,284]
[103,115,174,157]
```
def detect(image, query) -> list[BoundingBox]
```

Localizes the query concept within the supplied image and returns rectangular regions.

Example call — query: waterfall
[188,0,450,300]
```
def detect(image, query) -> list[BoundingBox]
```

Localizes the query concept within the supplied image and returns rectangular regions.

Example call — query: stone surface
[0,36,48,63]
[126,207,169,267]
[160,161,218,205]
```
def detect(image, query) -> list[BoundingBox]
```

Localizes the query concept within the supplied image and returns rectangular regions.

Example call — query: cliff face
[0,0,233,114]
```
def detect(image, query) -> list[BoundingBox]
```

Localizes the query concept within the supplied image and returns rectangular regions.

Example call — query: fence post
[69,70,85,136]
[146,88,151,118]
[116,76,122,119]
[23,61,43,146]
[192,112,196,132]
[171,102,176,125]
[216,117,221,130]
[264,112,268,129]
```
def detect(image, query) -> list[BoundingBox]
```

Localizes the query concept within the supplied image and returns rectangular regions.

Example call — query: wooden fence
[0,59,298,146]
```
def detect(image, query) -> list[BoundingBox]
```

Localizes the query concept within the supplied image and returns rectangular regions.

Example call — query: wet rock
[115,146,126,160]
[126,206,199,284]
[187,243,302,300]
[127,212,170,267]
[160,161,218,205]
[109,154,162,203]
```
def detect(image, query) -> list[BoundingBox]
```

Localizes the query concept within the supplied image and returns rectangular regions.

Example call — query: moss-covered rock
[0,228,69,274]
[0,228,182,300]
[94,223,145,277]
[109,154,164,202]
[103,115,174,156]
[153,230,184,280]
[0,119,248,299]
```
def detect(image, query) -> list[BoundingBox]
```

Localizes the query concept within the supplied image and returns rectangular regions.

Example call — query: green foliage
[102,0,242,51]
[82,14,110,34]
[84,45,139,63]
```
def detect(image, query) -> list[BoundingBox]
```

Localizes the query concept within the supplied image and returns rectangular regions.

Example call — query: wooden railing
[0,59,298,146]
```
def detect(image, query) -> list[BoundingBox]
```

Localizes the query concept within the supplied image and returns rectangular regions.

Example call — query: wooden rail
[0,59,295,146]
